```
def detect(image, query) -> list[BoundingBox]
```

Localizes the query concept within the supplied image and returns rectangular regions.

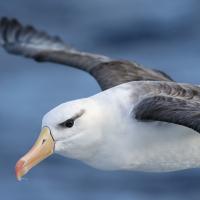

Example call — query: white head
[15,97,108,180]
[42,98,104,160]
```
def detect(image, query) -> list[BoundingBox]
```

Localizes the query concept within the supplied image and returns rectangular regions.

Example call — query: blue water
[1,0,200,199]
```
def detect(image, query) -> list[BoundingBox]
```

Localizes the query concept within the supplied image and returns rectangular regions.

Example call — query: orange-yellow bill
[15,127,55,181]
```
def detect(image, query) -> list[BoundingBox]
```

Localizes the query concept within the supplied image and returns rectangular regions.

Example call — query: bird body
[90,82,200,172]
[43,81,200,172]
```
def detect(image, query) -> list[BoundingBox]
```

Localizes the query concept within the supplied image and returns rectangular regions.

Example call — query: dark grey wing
[90,61,173,90]
[0,17,173,91]
[0,17,110,71]
[134,95,200,134]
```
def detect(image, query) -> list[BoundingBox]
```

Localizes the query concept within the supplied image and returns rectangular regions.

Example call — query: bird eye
[63,119,74,128]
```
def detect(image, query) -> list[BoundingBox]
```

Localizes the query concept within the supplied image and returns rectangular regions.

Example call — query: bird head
[15,98,105,181]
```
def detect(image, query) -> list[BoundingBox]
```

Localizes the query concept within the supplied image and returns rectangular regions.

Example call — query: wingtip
[0,17,22,46]
[0,16,72,60]
[0,17,20,29]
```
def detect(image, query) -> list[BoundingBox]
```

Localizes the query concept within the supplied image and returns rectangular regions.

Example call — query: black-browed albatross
[1,18,200,181]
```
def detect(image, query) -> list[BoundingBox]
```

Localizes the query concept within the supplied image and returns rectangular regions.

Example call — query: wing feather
[0,17,173,90]
[133,82,200,134]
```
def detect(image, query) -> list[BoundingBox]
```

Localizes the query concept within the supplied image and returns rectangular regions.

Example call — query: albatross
[1,18,200,181]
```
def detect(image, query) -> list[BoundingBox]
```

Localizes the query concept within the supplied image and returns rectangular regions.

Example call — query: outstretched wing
[133,82,200,134]
[0,17,173,90]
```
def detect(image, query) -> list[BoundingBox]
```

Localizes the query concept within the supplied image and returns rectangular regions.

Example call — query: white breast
[85,119,200,172]
[124,121,200,172]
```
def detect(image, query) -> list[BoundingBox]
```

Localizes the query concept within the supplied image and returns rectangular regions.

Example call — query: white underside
[83,121,200,172]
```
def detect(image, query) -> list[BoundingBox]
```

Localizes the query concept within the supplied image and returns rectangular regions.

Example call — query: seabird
[1,18,200,181]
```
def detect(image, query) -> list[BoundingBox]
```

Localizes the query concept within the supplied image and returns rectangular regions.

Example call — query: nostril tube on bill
[42,139,46,144]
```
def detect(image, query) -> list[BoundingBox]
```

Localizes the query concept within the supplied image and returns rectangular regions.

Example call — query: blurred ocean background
[1,0,200,200]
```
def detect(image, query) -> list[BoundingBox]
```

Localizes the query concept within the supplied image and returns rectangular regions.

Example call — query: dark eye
[63,119,74,128]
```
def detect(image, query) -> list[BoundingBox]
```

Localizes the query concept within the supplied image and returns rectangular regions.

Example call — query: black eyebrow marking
[71,109,85,120]
[58,109,85,127]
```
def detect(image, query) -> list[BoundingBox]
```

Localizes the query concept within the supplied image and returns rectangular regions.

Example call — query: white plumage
[42,82,200,172]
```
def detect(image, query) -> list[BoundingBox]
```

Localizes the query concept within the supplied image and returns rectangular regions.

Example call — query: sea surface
[1,1,200,200]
